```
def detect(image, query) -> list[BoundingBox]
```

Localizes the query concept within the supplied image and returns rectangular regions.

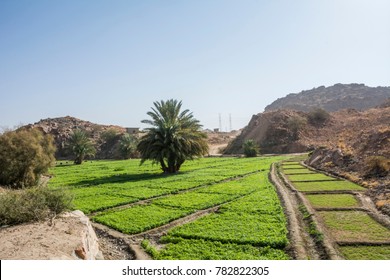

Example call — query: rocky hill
[23,116,127,159]
[265,83,390,112]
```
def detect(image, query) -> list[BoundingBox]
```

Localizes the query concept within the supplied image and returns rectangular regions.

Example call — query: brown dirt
[94,227,135,260]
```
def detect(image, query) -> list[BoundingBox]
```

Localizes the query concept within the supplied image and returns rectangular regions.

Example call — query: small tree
[288,116,307,140]
[243,139,259,157]
[118,133,138,159]
[307,108,330,126]
[0,128,56,188]
[66,129,96,164]
[101,129,120,145]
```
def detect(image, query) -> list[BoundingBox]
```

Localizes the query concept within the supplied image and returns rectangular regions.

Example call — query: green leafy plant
[243,139,259,157]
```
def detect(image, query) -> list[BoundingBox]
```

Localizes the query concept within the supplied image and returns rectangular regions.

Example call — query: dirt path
[270,164,326,259]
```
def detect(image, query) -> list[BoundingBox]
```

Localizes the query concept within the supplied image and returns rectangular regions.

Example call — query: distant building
[126,127,140,134]
[213,128,220,133]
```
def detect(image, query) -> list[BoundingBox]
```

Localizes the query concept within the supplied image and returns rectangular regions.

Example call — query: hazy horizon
[1,0,389,131]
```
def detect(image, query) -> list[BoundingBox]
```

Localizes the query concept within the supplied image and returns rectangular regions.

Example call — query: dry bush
[364,156,390,178]
[0,187,73,226]
[0,128,56,188]
[307,108,330,126]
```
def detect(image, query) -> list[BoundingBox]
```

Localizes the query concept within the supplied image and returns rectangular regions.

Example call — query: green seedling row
[157,238,290,260]
[287,173,339,182]
[305,194,360,208]
[339,245,390,260]
[292,181,365,192]
[282,168,316,175]
[318,211,390,243]
[166,211,288,248]
[281,161,302,165]
[93,204,191,234]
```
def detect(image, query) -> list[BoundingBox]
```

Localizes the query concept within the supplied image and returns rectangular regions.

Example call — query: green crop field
[287,173,339,182]
[281,164,306,170]
[339,245,390,260]
[49,157,285,213]
[318,211,390,243]
[156,174,290,259]
[48,156,291,260]
[93,174,263,233]
[155,238,289,260]
[282,168,316,175]
[292,180,365,192]
[165,211,288,247]
[306,194,360,208]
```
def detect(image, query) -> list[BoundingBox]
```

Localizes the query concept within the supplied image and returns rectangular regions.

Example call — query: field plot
[287,173,338,182]
[281,164,306,170]
[49,157,284,213]
[155,238,289,260]
[305,194,360,208]
[338,245,390,260]
[318,211,390,243]
[292,180,365,192]
[93,204,191,234]
[282,168,316,175]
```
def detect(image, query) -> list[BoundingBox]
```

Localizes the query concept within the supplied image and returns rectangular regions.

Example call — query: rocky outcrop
[224,110,309,154]
[22,116,126,159]
[265,83,390,112]
[0,210,104,260]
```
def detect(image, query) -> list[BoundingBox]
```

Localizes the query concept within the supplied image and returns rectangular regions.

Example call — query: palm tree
[138,99,208,173]
[118,133,138,159]
[67,129,96,164]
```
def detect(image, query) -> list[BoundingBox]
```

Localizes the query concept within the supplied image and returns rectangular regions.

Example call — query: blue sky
[1,0,389,131]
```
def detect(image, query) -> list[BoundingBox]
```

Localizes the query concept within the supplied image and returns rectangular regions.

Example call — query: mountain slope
[265,83,390,112]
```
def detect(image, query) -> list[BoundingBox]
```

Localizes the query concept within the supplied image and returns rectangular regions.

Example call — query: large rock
[0,210,104,260]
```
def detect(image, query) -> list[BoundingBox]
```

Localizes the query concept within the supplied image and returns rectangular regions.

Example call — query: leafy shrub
[0,128,56,188]
[364,156,389,178]
[243,139,259,157]
[307,108,330,126]
[0,187,73,226]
